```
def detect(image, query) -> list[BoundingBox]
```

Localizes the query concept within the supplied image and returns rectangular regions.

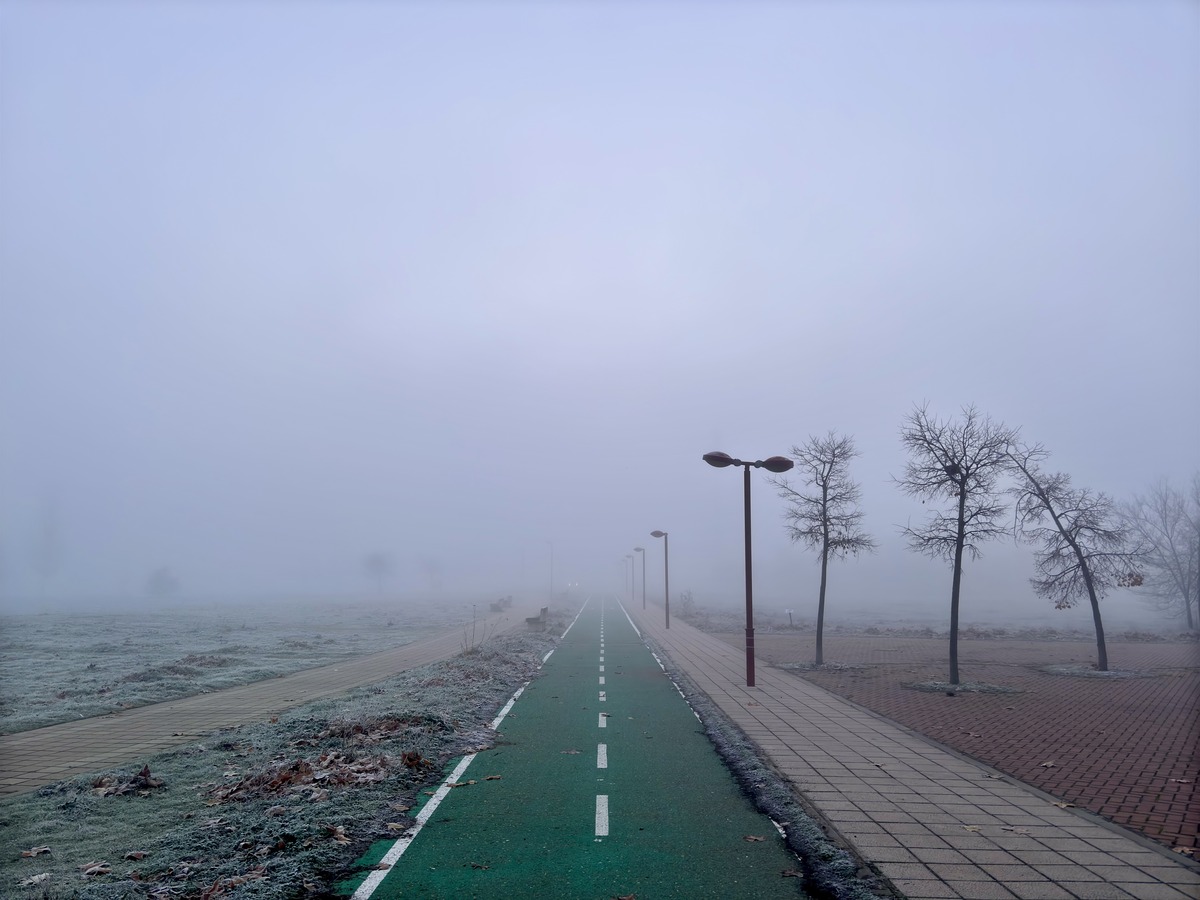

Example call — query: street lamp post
[633,547,645,609]
[702,451,794,687]
[650,530,669,628]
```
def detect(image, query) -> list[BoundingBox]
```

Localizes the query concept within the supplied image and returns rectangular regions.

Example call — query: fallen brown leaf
[781,869,803,878]
[265,805,287,817]
[20,874,50,886]
[470,862,490,869]
[124,850,150,860]
[21,846,51,858]
[1052,801,1075,809]
[1173,847,1195,856]
[485,775,502,781]
[80,861,112,877]
[386,822,407,833]
[743,835,766,842]
[367,862,391,870]
[1038,761,1057,768]
[962,825,982,832]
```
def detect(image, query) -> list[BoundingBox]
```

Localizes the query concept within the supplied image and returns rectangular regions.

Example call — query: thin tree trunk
[816,544,828,666]
[949,487,967,685]
[816,483,830,666]
[1082,569,1108,670]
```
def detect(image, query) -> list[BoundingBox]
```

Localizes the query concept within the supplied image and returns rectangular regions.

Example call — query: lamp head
[703,451,734,468]
[634,547,644,552]
[761,456,794,473]
[650,530,666,538]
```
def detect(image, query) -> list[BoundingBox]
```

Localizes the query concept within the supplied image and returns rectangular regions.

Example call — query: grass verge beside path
[0,630,556,899]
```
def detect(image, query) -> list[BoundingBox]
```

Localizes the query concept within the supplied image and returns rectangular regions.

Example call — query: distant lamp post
[703,451,794,687]
[650,530,670,628]
[633,547,645,609]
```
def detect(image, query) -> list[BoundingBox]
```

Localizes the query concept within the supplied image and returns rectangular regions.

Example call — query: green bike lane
[342,596,807,899]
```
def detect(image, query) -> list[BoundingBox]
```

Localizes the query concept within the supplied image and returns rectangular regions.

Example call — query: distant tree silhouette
[1121,476,1200,630]
[146,566,181,600]
[363,551,393,594]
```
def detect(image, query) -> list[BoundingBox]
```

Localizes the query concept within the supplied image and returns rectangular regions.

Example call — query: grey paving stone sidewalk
[626,603,1200,900]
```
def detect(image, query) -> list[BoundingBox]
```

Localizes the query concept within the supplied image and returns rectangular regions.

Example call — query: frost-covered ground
[0,598,480,734]
[0,628,557,899]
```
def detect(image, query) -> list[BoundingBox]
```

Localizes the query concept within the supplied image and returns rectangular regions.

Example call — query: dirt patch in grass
[906,680,1023,694]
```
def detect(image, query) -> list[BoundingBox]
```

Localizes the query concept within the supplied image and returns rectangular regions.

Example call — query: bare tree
[771,431,876,665]
[1009,443,1142,670]
[1121,477,1199,630]
[145,566,181,600]
[363,551,393,594]
[896,404,1017,685]
[31,500,63,599]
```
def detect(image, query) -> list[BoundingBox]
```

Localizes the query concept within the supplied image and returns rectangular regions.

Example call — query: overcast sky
[1,1,1196,625]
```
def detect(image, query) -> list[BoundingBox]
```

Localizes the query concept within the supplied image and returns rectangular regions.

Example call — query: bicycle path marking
[343,597,807,898]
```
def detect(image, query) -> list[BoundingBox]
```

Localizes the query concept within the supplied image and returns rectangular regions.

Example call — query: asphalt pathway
[345,597,807,899]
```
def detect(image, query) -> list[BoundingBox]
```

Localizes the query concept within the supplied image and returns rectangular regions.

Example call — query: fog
[1,2,1196,631]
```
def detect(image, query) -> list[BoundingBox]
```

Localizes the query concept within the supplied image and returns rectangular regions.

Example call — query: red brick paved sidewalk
[731,632,1200,854]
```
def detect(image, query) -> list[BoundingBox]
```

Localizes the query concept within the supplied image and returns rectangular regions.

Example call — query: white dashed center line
[595,795,609,836]
[597,743,608,769]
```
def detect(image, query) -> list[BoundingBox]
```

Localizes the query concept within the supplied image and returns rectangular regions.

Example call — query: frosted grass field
[0,629,557,899]
[0,597,479,734]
